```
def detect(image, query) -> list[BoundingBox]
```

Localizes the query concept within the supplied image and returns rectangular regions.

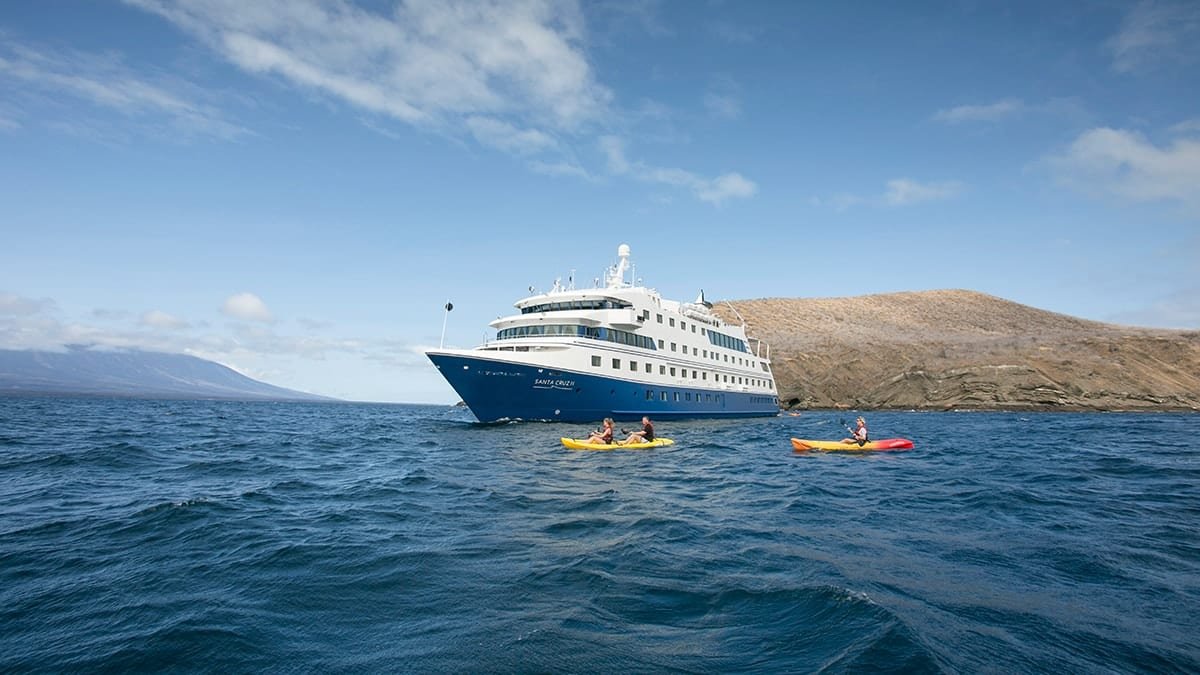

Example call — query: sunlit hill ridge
[718,290,1200,412]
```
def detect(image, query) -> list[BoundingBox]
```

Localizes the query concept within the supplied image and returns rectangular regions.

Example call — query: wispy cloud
[118,0,753,206]
[141,310,190,330]
[813,178,962,210]
[127,0,610,132]
[1043,126,1200,212]
[600,135,757,204]
[933,99,1024,124]
[0,41,245,140]
[465,116,559,155]
[884,179,964,206]
[221,292,274,323]
[0,292,55,316]
[1108,0,1200,73]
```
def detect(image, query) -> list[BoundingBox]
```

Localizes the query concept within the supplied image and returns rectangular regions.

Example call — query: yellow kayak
[561,437,675,451]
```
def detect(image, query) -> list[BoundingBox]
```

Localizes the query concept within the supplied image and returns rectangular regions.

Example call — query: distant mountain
[0,346,332,401]
[717,290,1200,411]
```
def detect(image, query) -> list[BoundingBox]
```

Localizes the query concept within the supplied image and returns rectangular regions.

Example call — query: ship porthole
[554,409,561,415]
[463,365,469,370]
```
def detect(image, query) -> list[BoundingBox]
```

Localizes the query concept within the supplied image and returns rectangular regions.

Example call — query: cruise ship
[426,245,779,423]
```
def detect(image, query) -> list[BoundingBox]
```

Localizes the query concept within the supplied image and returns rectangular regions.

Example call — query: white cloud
[126,0,610,132]
[529,159,591,179]
[597,135,758,204]
[812,179,963,210]
[884,179,963,206]
[465,116,558,155]
[221,292,274,322]
[141,310,190,330]
[0,292,54,316]
[933,99,1024,124]
[1108,0,1200,73]
[1043,126,1200,211]
[117,0,753,206]
[0,41,245,140]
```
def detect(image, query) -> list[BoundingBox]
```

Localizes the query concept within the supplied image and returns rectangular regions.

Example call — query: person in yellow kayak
[586,418,615,445]
[841,416,869,447]
[620,416,655,445]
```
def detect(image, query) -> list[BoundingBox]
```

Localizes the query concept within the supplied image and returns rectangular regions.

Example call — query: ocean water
[1,398,1197,673]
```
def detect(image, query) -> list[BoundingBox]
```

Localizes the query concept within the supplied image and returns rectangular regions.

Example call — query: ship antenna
[606,243,631,288]
[439,300,454,348]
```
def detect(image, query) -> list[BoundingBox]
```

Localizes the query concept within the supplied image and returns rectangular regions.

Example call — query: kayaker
[586,418,615,444]
[621,416,655,445]
[841,417,869,446]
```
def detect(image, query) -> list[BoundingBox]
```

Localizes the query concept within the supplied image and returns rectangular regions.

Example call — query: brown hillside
[717,290,1200,411]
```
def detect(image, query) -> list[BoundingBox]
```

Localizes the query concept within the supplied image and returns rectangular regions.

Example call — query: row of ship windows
[496,324,767,371]
[590,355,771,389]
[643,310,748,353]
[633,391,779,406]
[518,300,747,353]
[497,325,657,350]
[522,299,632,314]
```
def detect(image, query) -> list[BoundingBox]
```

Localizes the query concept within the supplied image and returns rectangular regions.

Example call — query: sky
[1,0,1198,403]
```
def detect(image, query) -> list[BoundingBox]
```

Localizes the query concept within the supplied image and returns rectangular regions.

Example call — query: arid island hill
[717,290,1200,412]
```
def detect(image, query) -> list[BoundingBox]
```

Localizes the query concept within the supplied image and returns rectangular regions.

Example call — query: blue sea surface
[1,398,1197,672]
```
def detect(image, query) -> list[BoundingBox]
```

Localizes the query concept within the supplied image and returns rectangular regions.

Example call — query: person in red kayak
[586,418,615,445]
[841,416,869,446]
[621,416,655,445]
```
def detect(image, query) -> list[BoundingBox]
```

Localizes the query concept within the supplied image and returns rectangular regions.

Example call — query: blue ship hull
[428,352,778,423]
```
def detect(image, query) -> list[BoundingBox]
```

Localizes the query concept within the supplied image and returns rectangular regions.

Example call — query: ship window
[661,391,667,401]
[612,358,620,369]
[630,361,638,371]
[591,355,600,367]
[670,343,676,352]
[659,365,665,375]
[658,340,664,349]
[706,394,712,402]
[645,363,651,373]
[693,371,698,379]
[642,309,650,320]
[685,393,691,401]
[701,328,706,336]
[669,367,676,376]
[646,390,653,400]
[656,314,663,323]
[680,321,686,331]
[674,392,680,402]
[681,369,687,377]
[692,325,696,333]
[702,373,707,380]
[681,346,688,355]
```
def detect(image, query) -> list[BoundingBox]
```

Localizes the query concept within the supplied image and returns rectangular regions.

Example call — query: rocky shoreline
[719,290,1200,413]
